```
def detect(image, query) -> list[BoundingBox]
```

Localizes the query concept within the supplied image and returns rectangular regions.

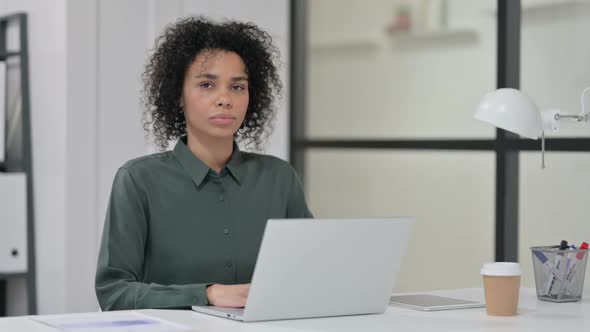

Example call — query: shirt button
[213,180,221,185]
[225,261,233,268]
[218,195,224,201]
[223,228,230,235]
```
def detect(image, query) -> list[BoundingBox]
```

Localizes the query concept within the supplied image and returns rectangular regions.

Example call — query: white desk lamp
[474,87,590,168]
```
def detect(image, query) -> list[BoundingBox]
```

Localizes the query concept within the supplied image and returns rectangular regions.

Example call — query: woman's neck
[186,133,234,174]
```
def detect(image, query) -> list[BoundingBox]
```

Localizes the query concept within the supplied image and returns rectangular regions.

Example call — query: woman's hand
[206,283,251,307]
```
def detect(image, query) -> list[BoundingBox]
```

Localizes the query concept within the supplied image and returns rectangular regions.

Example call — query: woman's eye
[200,82,213,89]
[232,85,245,91]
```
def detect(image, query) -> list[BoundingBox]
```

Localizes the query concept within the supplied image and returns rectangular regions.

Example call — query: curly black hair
[142,17,282,150]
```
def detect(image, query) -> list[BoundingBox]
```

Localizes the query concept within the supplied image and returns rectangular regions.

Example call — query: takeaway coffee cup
[481,262,522,316]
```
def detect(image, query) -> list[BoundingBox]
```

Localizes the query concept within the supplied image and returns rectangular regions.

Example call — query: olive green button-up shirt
[95,137,313,311]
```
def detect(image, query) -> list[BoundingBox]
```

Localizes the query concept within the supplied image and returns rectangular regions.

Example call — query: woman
[95,17,312,311]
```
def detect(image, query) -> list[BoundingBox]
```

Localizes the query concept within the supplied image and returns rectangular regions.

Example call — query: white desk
[1,288,588,331]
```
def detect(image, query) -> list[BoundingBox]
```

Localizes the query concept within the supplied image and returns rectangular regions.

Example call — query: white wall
[95,0,153,254]
[64,0,99,313]
[2,0,289,315]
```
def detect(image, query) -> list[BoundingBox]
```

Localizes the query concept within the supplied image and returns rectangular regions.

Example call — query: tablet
[389,294,485,311]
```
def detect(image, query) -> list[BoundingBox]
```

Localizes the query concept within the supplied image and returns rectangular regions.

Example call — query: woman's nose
[216,92,232,108]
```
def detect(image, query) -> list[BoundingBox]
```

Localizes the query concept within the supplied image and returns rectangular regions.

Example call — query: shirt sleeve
[95,167,212,310]
[286,165,314,218]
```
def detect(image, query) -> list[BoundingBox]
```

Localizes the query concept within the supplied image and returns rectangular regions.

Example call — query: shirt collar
[225,143,244,185]
[172,137,243,187]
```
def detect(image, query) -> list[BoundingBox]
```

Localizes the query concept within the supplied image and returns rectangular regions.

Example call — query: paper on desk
[32,311,193,332]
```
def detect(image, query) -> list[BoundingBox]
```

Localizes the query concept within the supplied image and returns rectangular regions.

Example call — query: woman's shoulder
[119,151,175,173]
[241,151,296,176]
[111,151,176,189]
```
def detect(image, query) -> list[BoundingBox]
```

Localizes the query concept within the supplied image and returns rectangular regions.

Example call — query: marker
[544,242,569,296]
[555,241,569,273]
[556,246,576,297]
[533,250,563,281]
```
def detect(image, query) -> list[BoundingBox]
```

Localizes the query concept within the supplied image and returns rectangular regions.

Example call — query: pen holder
[531,246,590,302]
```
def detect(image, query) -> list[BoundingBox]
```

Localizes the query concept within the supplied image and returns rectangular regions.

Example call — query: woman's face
[181,50,249,142]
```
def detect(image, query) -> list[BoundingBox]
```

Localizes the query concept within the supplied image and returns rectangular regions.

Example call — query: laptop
[192,218,414,322]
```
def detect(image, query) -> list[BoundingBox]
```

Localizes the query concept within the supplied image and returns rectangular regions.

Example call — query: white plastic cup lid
[480,262,522,276]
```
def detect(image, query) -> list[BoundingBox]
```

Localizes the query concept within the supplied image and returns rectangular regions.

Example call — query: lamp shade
[474,88,543,139]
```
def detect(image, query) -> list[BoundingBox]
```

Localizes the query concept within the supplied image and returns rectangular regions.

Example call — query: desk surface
[1,288,588,331]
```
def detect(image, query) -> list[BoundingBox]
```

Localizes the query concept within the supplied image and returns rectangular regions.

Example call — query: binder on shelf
[0,61,5,164]
[0,172,27,273]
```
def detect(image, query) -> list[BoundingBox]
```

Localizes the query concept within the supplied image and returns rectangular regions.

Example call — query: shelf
[0,272,28,279]
[309,29,479,52]
[309,38,380,53]
[0,13,36,316]
[484,0,590,15]
[0,51,21,60]
[389,29,478,47]
[522,0,589,10]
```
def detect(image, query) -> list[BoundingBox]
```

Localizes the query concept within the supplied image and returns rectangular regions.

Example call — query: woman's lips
[209,114,236,126]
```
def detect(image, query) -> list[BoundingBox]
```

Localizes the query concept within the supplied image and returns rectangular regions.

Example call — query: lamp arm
[552,87,590,123]
[555,114,586,121]
[538,87,590,169]
[580,86,590,118]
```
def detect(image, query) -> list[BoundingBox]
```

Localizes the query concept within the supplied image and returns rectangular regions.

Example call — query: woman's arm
[286,165,314,218]
[95,167,212,310]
